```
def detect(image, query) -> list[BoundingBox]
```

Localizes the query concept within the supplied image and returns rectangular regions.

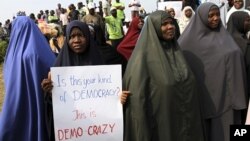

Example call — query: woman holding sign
[41,20,105,141]
[122,10,205,141]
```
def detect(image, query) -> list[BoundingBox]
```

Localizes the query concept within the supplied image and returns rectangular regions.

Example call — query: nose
[73,36,81,42]
[213,15,220,21]
[168,23,175,30]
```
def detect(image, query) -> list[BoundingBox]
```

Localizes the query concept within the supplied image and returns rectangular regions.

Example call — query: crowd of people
[0,0,250,141]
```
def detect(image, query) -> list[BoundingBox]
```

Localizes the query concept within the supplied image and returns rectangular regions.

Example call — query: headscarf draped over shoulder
[117,16,141,60]
[178,2,247,118]
[123,10,204,141]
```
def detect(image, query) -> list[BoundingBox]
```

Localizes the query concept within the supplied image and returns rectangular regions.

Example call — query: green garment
[104,16,123,39]
[123,11,205,141]
[112,2,125,20]
[48,15,58,23]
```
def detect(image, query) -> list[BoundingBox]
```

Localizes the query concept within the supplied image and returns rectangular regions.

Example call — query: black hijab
[227,11,250,102]
[92,24,127,75]
[178,2,247,118]
[123,10,204,141]
[54,20,104,66]
[227,11,250,54]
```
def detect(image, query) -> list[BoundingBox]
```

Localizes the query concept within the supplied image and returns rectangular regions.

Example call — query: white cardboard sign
[51,65,123,141]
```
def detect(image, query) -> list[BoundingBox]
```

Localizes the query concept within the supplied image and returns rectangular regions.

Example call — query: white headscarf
[226,0,250,24]
[178,6,195,34]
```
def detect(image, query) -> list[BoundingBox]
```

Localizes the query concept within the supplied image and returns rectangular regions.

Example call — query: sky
[0,0,158,24]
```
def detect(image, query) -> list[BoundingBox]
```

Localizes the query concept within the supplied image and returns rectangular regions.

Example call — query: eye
[162,20,173,26]
[70,33,85,39]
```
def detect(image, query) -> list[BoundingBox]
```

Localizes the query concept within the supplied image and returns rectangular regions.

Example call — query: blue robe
[0,16,56,141]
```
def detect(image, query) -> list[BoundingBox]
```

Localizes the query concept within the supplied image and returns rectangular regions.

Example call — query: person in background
[139,6,147,18]
[0,22,6,40]
[4,19,11,36]
[55,3,62,18]
[37,13,45,24]
[77,2,86,20]
[117,16,144,61]
[29,13,37,23]
[68,3,80,22]
[48,10,59,24]
[128,0,141,18]
[98,0,104,17]
[44,10,50,23]
[227,11,250,123]
[178,3,248,141]
[59,8,68,36]
[81,2,105,32]
[102,0,111,17]
[226,0,250,24]
[39,10,46,21]
[0,16,56,141]
[104,7,124,49]
[122,10,205,141]
[112,0,125,22]
[178,6,195,34]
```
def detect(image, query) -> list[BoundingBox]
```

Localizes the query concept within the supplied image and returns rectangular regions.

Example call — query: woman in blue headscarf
[0,16,56,141]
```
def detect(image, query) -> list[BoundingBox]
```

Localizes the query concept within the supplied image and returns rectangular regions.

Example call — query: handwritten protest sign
[51,65,123,141]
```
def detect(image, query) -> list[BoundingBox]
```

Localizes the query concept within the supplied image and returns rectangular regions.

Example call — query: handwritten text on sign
[51,65,123,141]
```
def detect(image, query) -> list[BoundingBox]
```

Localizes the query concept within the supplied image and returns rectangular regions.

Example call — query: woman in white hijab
[178,6,195,34]
[226,0,250,24]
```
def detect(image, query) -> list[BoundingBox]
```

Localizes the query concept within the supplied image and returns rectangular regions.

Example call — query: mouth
[167,31,175,36]
[72,45,83,50]
[211,22,219,27]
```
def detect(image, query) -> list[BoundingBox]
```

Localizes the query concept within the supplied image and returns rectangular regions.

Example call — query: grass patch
[0,63,4,112]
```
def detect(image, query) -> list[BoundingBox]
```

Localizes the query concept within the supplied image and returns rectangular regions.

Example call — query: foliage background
[0,40,8,111]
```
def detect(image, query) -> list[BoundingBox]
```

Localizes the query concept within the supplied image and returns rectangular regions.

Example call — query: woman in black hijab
[178,3,248,141]
[227,11,250,84]
[122,10,204,141]
[227,11,250,124]
[41,21,104,141]
[55,21,104,66]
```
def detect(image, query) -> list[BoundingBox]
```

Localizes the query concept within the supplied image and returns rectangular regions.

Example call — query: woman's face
[161,18,175,41]
[244,16,250,33]
[69,27,87,53]
[185,9,192,18]
[234,0,244,9]
[208,7,220,29]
